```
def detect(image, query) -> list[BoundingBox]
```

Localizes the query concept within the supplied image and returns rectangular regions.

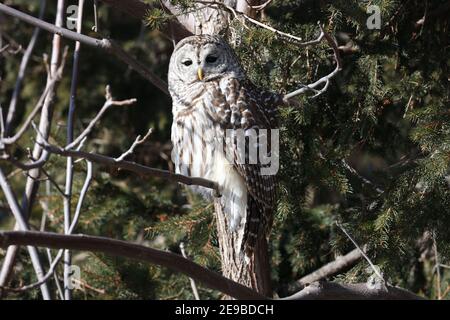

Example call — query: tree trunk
[166,0,272,297]
[215,199,272,297]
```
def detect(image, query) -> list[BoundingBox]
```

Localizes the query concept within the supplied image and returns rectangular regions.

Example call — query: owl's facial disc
[176,43,227,84]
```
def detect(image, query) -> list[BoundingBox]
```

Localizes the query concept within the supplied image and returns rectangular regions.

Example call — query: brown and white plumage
[168,35,281,258]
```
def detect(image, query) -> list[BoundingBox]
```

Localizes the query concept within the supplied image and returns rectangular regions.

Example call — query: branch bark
[283,281,424,300]
[0,230,265,300]
[39,142,219,193]
[297,249,362,287]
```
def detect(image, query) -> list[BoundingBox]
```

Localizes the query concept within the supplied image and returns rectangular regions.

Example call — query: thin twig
[5,0,47,136]
[432,231,442,299]
[115,128,153,162]
[246,0,272,11]
[180,242,200,300]
[284,24,342,100]
[335,221,385,283]
[0,168,51,299]
[63,0,85,300]
[341,159,384,194]
[93,0,99,32]
[65,85,137,150]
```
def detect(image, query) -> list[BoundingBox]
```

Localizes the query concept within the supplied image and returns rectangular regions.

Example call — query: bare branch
[115,128,153,162]
[284,24,342,100]
[0,230,265,300]
[0,231,424,300]
[0,1,66,300]
[71,161,93,233]
[283,281,424,300]
[0,3,169,95]
[297,248,363,287]
[65,85,137,150]
[5,0,47,136]
[245,0,272,11]
[39,141,219,193]
[93,0,99,32]
[63,0,86,300]
[1,50,68,146]
[180,242,201,300]
[0,168,51,299]
[0,161,93,294]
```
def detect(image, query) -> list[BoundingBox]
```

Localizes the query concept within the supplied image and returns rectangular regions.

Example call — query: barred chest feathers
[171,76,248,232]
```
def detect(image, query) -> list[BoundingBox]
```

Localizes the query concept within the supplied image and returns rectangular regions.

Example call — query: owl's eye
[205,55,218,63]
[182,59,192,66]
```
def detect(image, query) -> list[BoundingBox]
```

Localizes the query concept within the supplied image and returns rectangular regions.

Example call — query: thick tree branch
[297,249,362,287]
[0,231,424,300]
[283,281,425,300]
[0,231,265,300]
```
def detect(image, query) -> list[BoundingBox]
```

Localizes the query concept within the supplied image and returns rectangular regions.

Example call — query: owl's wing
[218,78,281,253]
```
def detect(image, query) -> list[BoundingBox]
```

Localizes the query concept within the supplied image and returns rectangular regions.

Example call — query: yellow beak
[197,68,204,81]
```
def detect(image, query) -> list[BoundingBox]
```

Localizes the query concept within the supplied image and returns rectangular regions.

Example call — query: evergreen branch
[0,3,169,95]
[0,231,265,300]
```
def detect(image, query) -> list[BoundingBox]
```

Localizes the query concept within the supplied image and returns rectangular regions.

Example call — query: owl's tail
[241,196,263,260]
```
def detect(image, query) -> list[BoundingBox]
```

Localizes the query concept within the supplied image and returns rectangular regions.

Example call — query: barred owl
[168,35,281,259]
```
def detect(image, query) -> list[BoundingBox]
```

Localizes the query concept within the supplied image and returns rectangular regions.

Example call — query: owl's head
[168,35,243,90]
